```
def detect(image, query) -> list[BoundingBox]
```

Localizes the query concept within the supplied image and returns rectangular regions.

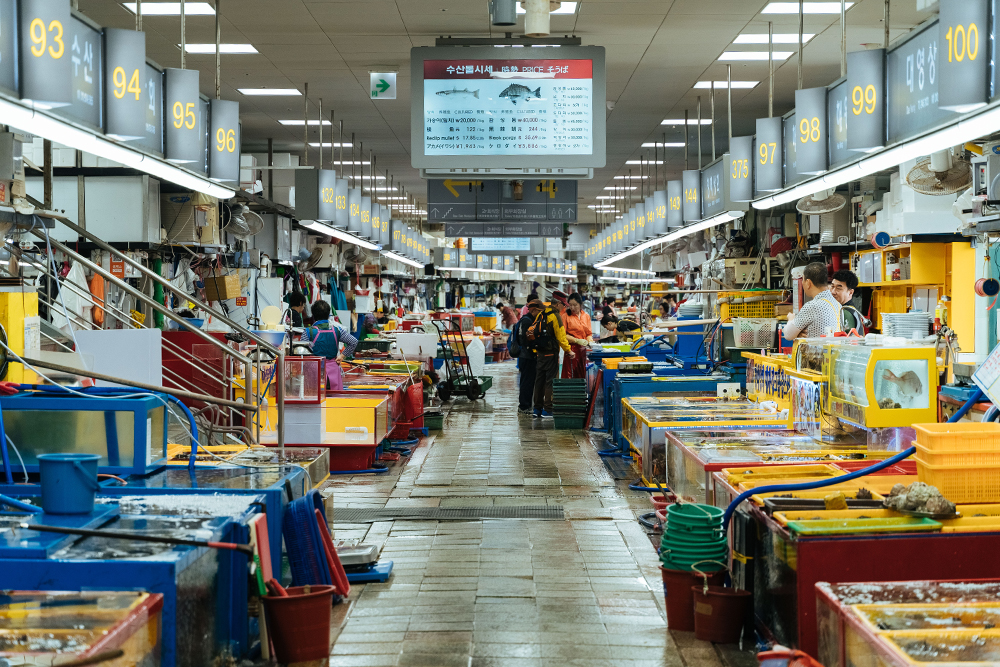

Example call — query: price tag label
[164,68,201,164]
[235,296,247,307]
[795,87,828,176]
[209,98,240,182]
[754,117,783,193]
[939,0,988,111]
[110,260,125,278]
[846,49,886,152]
[682,169,700,223]
[104,28,146,140]
[19,0,72,106]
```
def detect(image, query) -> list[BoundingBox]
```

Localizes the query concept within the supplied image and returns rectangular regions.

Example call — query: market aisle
[322,362,732,667]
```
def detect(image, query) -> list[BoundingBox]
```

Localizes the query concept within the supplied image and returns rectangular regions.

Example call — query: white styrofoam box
[83,175,161,243]
[75,328,163,389]
[25,176,80,241]
[270,185,294,208]
[284,404,326,444]
[239,154,257,189]
[394,333,437,358]
[688,250,708,267]
[316,243,338,268]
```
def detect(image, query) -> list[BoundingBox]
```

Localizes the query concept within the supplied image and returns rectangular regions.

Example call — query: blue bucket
[36,453,102,514]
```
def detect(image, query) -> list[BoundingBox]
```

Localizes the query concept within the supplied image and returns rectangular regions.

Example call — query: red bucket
[692,585,752,643]
[660,566,726,631]
[261,585,335,662]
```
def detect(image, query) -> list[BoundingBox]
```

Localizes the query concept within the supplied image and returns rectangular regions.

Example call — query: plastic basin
[252,330,287,347]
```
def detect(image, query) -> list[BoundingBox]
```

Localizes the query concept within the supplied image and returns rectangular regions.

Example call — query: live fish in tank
[881,369,923,397]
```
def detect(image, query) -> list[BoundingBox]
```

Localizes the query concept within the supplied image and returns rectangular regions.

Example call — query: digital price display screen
[424,59,593,156]
[411,46,606,170]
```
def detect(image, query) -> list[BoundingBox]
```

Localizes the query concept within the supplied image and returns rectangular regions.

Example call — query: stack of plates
[881,312,932,339]
[677,302,704,318]
[551,378,587,429]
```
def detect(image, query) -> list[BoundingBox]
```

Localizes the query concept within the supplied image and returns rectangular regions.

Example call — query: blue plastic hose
[720,388,986,530]
[0,404,10,485]
[0,493,42,513]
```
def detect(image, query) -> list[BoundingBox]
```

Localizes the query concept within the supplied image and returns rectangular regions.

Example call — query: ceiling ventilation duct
[491,0,516,26]
[522,0,556,37]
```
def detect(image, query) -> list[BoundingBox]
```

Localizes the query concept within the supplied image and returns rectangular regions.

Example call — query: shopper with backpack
[509,301,539,414]
[525,298,573,419]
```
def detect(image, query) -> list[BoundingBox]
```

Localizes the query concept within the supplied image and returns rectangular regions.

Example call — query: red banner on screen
[424,59,593,79]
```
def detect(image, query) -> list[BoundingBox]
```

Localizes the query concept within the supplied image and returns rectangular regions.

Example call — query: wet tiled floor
[321,362,742,667]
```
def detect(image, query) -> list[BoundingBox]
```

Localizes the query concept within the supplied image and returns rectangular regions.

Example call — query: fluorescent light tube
[239,88,301,96]
[182,43,257,54]
[124,2,215,14]
[734,34,815,44]
[694,81,759,89]
[719,51,793,61]
[762,2,854,13]
[0,97,233,198]
[300,220,380,250]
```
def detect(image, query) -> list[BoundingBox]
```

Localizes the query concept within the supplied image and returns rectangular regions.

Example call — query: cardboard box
[204,273,241,302]
[360,264,380,275]
[774,303,793,317]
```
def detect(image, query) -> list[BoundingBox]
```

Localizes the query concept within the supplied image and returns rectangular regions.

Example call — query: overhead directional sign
[370,72,396,99]
[428,179,576,222]
[887,20,954,144]
[53,16,101,130]
[444,222,562,237]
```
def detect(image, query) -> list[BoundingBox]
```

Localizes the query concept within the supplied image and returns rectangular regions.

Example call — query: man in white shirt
[782,262,843,339]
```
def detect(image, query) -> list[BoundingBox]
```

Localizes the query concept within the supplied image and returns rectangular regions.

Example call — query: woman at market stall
[301,300,359,390]
[562,293,593,379]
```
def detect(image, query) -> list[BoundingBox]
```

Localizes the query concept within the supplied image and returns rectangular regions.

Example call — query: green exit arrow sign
[370,72,396,100]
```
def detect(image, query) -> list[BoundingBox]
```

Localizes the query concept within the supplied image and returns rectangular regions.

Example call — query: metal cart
[431,319,493,401]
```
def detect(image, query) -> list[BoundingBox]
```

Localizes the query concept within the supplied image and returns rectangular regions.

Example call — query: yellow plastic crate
[725,464,842,485]
[602,356,647,370]
[915,441,1000,467]
[915,456,1000,504]
[913,422,1000,452]
[773,509,896,526]
[717,290,781,320]
[883,629,1000,665]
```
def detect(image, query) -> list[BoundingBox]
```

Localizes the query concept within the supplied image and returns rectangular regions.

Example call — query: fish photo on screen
[436,88,480,98]
[499,84,542,105]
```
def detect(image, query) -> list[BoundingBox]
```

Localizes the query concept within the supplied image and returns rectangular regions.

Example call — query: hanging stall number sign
[666,180,683,228]
[52,16,101,130]
[652,189,668,236]
[140,64,164,154]
[828,80,851,165]
[209,98,240,183]
[104,28,146,140]
[938,0,988,111]
[164,68,201,163]
[20,0,72,106]
[701,159,725,219]
[846,49,885,151]
[729,136,753,202]
[755,117,782,193]
[682,170,700,223]
[334,179,348,228]
[795,87,828,175]
[0,0,16,93]
[887,21,952,144]
[783,115,803,186]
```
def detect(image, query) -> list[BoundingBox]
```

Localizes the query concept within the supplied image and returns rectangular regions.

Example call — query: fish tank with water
[825,342,937,429]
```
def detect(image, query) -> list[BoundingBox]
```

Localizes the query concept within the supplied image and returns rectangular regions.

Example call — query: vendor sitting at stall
[562,293,594,379]
[782,262,843,339]
[302,300,359,390]
[598,314,641,342]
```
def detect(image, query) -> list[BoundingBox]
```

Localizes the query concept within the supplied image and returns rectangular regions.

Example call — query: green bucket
[666,503,724,528]
[662,532,727,550]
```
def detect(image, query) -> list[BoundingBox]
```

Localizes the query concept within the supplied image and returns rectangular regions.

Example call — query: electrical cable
[5,435,27,483]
